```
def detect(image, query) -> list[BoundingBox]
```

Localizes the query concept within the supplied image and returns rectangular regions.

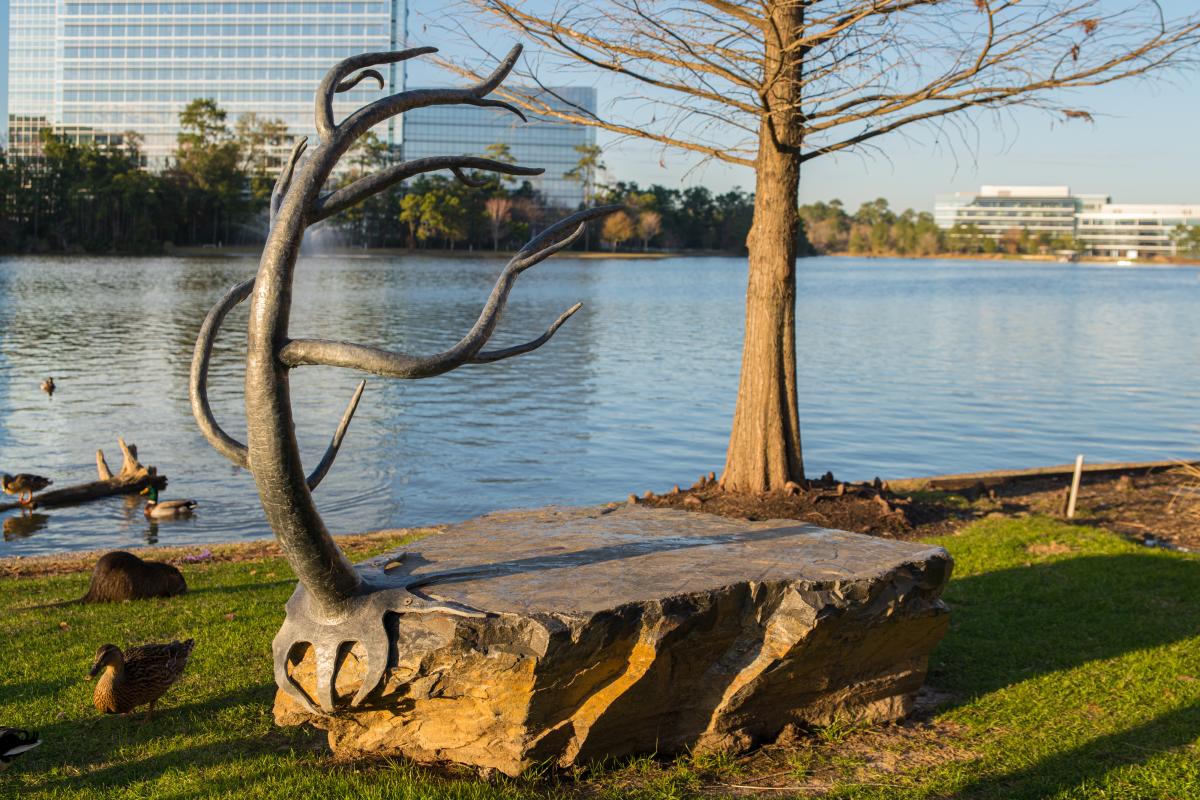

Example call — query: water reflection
[4,512,50,539]
[0,254,1198,556]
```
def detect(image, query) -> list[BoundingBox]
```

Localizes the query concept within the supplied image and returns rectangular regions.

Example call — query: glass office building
[400,87,597,209]
[5,0,402,163]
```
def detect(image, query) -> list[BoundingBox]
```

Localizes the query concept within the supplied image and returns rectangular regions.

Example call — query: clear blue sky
[3,0,1196,211]
[406,0,1200,212]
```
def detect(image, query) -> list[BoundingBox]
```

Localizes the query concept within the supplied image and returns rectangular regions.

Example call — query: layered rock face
[275,506,952,775]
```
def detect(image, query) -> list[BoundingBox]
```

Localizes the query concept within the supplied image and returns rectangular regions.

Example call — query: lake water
[0,254,1197,556]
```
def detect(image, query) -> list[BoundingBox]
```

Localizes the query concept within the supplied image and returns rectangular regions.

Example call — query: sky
[405,0,1200,212]
[2,0,1197,211]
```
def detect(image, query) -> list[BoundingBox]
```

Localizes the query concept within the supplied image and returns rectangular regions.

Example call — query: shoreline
[7,245,1196,266]
[5,456,1194,575]
[0,527,436,578]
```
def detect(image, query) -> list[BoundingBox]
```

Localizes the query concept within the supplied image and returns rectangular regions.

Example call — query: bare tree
[637,209,663,251]
[190,44,615,713]
[446,0,1200,492]
[485,195,514,249]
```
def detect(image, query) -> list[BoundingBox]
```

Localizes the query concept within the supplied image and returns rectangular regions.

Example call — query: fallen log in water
[0,438,167,513]
[888,458,1200,493]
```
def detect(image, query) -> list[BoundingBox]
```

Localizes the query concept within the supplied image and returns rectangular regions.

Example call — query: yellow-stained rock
[274,506,951,775]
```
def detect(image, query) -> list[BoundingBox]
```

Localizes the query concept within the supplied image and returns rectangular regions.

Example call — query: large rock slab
[275,506,952,775]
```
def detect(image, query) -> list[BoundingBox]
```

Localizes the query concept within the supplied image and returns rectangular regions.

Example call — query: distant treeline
[798,198,1082,257]
[0,98,758,255]
[7,99,1194,258]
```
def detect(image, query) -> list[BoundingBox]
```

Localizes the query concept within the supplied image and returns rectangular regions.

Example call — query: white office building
[1076,204,1200,258]
[935,185,1199,258]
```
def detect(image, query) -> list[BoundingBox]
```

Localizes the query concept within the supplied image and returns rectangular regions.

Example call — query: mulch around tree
[632,471,967,539]
[634,465,1200,550]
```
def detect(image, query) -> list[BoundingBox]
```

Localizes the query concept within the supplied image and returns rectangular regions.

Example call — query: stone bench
[274,505,952,775]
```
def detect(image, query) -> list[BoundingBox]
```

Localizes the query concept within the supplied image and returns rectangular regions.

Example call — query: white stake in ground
[1067,454,1085,519]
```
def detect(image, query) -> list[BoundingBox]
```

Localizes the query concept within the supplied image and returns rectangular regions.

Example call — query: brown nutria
[33,551,187,607]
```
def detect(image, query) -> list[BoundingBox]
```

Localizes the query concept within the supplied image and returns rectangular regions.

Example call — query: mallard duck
[89,640,194,721]
[41,377,55,395]
[0,727,41,769]
[1,473,53,506]
[141,487,197,519]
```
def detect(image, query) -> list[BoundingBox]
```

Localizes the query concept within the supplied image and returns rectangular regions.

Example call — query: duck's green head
[142,486,159,504]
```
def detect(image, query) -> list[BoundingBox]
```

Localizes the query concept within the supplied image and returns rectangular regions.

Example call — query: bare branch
[446,0,1200,172]
[279,206,621,378]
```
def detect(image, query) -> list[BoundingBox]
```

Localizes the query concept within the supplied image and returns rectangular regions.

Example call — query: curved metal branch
[311,156,543,223]
[315,46,439,143]
[279,205,621,378]
[336,69,384,94]
[190,277,369,487]
[451,166,491,188]
[271,138,309,225]
[305,380,366,491]
[190,278,254,470]
[336,44,526,146]
[470,302,583,363]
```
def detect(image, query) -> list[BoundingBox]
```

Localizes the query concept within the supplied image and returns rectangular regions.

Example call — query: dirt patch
[1026,541,1073,556]
[0,527,437,579]
[970,467,1200,551]
[633,473,967,540]
[634,465,1200,551]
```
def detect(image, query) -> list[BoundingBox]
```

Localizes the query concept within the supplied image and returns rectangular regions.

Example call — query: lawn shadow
[0,676,77,699]
[933,552,1200,701]
[947,700,1200,799]
[9,682,310,793]
[923,551,1200,797]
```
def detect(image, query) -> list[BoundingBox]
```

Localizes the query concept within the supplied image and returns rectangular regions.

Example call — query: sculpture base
[273,506,952,775]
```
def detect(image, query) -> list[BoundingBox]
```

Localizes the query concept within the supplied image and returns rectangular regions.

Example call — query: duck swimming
[142,487,197,519]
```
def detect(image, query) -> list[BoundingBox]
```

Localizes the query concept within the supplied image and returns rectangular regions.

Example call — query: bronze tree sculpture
[190,43,615,714]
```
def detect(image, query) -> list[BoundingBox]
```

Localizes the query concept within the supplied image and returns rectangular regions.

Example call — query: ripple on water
[0,254,1198,556]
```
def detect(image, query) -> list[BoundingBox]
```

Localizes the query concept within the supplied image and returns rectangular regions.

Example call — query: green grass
[2,517,1199,798]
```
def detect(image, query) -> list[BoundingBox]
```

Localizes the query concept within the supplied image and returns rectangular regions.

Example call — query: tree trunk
[720,0,805,493]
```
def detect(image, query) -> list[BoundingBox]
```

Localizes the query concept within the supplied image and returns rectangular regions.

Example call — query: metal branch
[335,44,526,146]
[511,208,609,268]
[336,69,384,93]
[315,46,439,143]
[190,277,253,470]
[305,380,366,491]
[190,277,369,488]
[279,206,620,378]
[451,166,491,187]
[271,138,308,226]
[311,156,543,223]
[470,302,583,363]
